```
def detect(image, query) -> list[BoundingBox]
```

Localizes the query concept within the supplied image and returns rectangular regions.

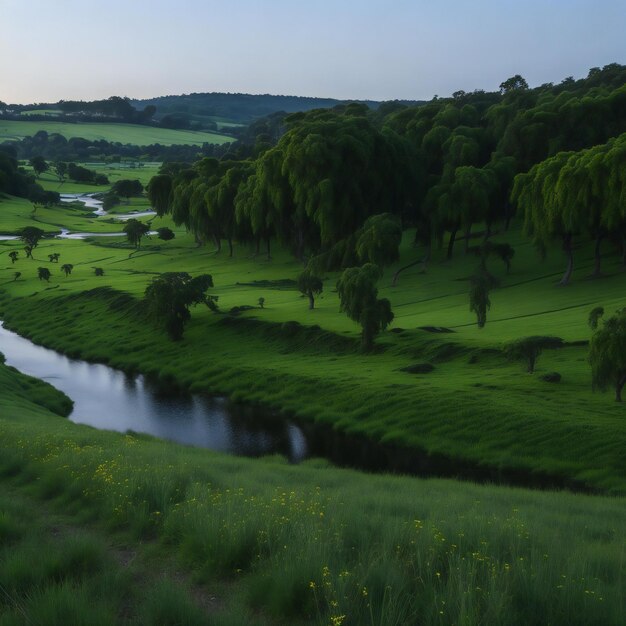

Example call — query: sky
[1,0,625,104]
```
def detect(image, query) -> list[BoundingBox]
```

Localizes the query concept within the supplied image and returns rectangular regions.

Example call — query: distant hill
[129,92,421,126]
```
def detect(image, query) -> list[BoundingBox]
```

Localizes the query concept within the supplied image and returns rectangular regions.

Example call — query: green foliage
[29,155,48,177]
[589,308,626,401]
[19,225,45,248]
[588,307,605,330]
[469,270,497,328]
[146,174,173,217]
[123,218,150,249]
[37,266,51,282]
[112,178,143,200]
[336,263,394,350]
[355,213,402,267]
[144,272,214,340]
[505,336,564,373]
[156,226,175,241]
[297,268,323,310]
[61,263,73,277]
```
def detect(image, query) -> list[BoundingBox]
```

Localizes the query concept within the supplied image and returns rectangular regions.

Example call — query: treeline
[0,96,156,125]
[130,92,388,124]
[2,131,233,163]
[0,147,58,206]
[146,64,626,277]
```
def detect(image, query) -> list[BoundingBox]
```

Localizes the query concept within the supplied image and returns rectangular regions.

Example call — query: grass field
[0,194,624,495]
[26,162,162,194]
[0,359,623,625]
[0,120,234,146]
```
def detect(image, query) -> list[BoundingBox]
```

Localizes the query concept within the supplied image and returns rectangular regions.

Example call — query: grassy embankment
[0,357,623,625]
[0,195,624,494]
[0,119,234,146]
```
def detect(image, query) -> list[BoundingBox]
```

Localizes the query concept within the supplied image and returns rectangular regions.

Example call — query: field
[0,120,234,146]
[0,195,624,495]
[0,193,625,623]
[0,358,623,625]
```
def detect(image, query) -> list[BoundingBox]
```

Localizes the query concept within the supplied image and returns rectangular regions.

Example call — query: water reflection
[0,323,307,462]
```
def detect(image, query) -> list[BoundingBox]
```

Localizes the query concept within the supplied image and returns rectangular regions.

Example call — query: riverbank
[0,359,623,625]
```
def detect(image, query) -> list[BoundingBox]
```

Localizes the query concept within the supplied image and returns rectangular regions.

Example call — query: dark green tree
[355,214,402,268]
[504,336,564,373]
[29,156,48,178]
[94,267,104,276]
[8,251,18,264]
[61,263,73,277]
[336,263,394,351]
[156,227,175,241]
[112,179,144,203]
[144,272,214,340]
[54,161,67,182]
[589,308,626,401]
[123,219,150,249]
[19,226,45,250]
[469,270,497,328]
[13,272,21,282]
[146,174,173,217]
[297,268,323,310]
[37,267,51,282]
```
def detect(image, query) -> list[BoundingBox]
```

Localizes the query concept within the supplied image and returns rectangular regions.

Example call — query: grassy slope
[0,200,624,493]
[0,360,623,625]
[0,120,233,146]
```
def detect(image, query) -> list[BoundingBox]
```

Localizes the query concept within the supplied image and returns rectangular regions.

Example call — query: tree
[37,267,51,282]
[258,297,265,309]
[505,336,564,373]
[29,156,48,178]
[156,227,175,241]
[144,272,214,340]
[146,175,173,216]
[355,214,402,268]
[61,263,73,277]
[112,179,144,203]
[13,272,21,281]
[589,308,626,401]
[94,267,104,276]
[8,251,18,264]
[588,306,604,330]
[24,246,33,260]
[499,75,529,94]
[19,226,45,250]
[54,161,67,182]
[123,219,150,249]
[469,269,497,328]
[336,263,394,351]
[297,268,323,310]
[48,253,60,263]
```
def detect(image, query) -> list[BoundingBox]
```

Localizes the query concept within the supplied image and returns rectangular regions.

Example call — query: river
[0,323,308,462]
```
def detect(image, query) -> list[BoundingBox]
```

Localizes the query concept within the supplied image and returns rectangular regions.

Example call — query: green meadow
[0,194,624,623]
[0,195,624,494]
[0,120,234,146]
[0,358,623,625]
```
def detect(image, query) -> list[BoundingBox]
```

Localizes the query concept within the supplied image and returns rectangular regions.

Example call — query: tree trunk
[361,329,373,352]
[616,374,626,402]
[227,237,233,258]
[504,201,513,231]
[591,233,604,278]
[447,227,458,261]
[255,237,261,256]
[622,237,626,267]
[559,234,573,286]
[266,237,271,261]
[392,252,429,287]
[308,291,314,310]
[214,236,221,253]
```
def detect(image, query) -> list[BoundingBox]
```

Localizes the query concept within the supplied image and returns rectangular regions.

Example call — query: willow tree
[336,263,393,351]
[204,161,254,256]
[146,174,173,217]
[355,214,402,268]
[589,308,626,401]
[512,151,580,285]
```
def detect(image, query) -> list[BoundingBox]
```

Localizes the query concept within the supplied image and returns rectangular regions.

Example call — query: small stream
[0,323,308,461]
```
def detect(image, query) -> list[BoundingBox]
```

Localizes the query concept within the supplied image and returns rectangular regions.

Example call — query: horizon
[2,0,625,105]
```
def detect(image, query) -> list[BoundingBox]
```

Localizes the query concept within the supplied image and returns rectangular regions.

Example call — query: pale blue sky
[1,0,624,104]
